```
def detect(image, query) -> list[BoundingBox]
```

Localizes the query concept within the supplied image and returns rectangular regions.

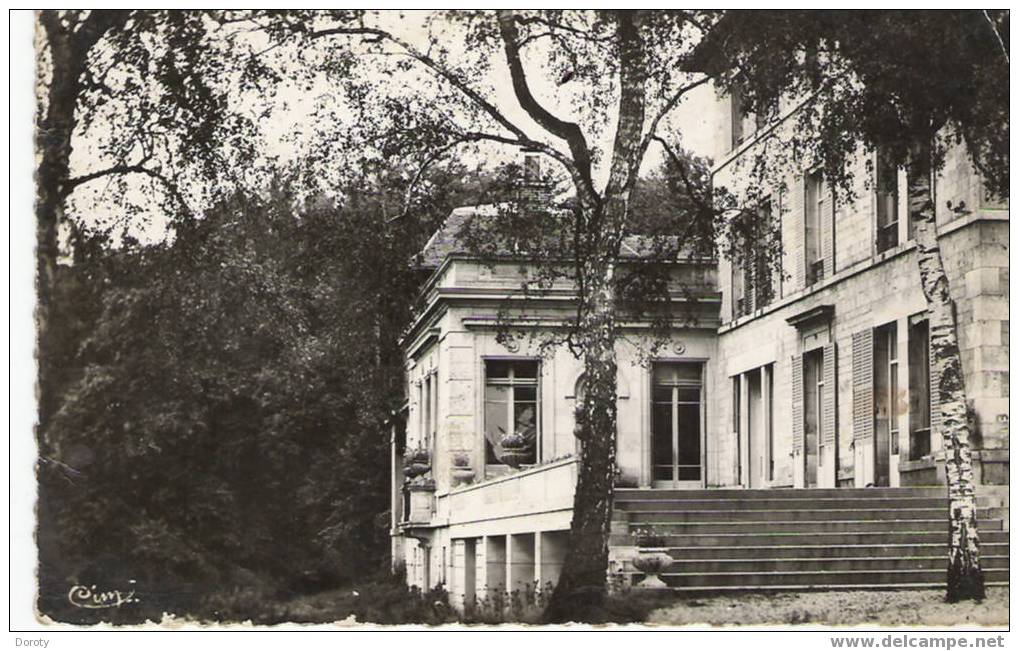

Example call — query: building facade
[391,91,1009,604]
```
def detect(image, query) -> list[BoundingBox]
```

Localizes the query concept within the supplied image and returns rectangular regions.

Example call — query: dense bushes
[35,177,458,623]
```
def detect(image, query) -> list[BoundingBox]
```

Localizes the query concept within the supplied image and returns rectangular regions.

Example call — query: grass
[198,576,677,626]
[171,574,1010,627]
[645,587,1010,627]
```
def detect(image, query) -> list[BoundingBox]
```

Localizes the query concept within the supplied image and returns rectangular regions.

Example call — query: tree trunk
[545,251,620,622]
[545,11,646,622]
[907,139,985,602]
[35,12,80,435]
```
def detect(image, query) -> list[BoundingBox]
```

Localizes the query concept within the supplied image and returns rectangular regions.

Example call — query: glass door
[651,362,703,488]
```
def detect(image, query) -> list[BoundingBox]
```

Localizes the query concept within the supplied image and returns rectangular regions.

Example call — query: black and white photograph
[9,4,1011,637]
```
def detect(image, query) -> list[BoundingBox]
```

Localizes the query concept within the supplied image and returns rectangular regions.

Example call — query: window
[423,375,431,448]
[755,199,775,306]
[733,364,775,487]
[733,197,776,318]
[431,370,439,442]
[755,95,778,132]
[804,171,826,284]
[873,322,899,486]
[908,318,932,459]
[905,166,925,241]
[765,364,775,482]
[484,360,540,466]
[417,380,426,447]
[730,84,745,150]
[732,375,741,483]
[651,363,703,483]
[876,150,899,253]
[803,349,824,488]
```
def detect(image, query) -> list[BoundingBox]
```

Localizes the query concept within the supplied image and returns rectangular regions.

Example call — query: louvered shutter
[791,354,804,454]
[852,330,874,442]
[822,343,838,447]
[821,184,836,280]
[791,175,805,292]
[929,329,942,438]
[743,262,755,313]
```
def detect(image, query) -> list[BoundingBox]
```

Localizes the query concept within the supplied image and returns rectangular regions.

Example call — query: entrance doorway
[873,322,899,486]
[746,365,775,488]
[651,362,703,488]
[802,349,824,488]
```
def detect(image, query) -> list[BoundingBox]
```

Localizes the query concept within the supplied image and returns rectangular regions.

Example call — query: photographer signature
[67,582,139,609]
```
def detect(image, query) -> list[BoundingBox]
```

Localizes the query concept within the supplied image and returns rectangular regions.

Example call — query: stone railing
[436,456,578,535]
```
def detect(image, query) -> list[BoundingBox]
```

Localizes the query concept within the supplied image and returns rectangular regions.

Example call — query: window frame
[908,317,932,460]
[804,170,826,285]
[651,362,704,484]
[875,149,900,254]
[483,358,542,470]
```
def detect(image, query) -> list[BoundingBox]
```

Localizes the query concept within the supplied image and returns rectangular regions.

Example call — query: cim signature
[67,583,139,609]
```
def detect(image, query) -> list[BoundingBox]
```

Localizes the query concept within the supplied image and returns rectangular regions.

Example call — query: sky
[63,10,721,245]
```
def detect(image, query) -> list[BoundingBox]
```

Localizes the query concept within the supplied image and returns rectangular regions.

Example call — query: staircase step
[630,519,961,534]
[612,487,1009,591]
[638,568,1012,589]
[621,542,1012,560]
[616,497,949,511]
[615,488,945,499]
[610,530,1010,547]
[621,555,1010,574]
[627,508,950,522]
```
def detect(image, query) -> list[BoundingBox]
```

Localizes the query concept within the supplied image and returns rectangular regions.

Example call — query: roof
[417,205,710,270]
[417,205,501,269]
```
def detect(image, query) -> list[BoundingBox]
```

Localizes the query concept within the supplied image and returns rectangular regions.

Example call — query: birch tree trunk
[35,12,80,433]
[544,11,647,621]
[546,251,620,621]
[907,138,985,602]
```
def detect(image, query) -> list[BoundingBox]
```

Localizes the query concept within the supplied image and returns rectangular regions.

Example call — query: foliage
[36,165,475,622]
[630,526,667,548]
[693,9,1009,196]
[222,10,775,618]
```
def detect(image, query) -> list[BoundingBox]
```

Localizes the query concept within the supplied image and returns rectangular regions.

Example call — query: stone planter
[406,478,436,523]
[631,548,673,589]
[403,448,431,480]
[451,466,475,486]
[499,446,532,469]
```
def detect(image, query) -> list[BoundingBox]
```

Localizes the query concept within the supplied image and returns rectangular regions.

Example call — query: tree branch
[309,25,530,144]
[982,10,1009,64]
[514,14,612,46]
[497,10,599,205]
[65,164,193,219]
[638,74,711,162]
[653,135,713,216]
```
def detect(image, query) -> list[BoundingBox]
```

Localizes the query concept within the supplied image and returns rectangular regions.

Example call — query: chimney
[519,149,549,209]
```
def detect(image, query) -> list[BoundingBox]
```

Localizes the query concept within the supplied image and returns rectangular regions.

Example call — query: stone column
[507,533,535,593]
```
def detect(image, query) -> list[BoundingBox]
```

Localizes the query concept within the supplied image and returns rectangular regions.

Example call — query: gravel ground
[646,587,1009,627]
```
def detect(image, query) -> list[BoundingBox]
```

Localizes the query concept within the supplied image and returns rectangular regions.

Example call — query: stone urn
[631,548,673,589]
[631,527,671,588]
[403,447,431,480]
[450,452,475,486]
[498,431,533,469]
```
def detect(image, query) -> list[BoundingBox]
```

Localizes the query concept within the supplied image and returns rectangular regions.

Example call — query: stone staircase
[611,487,1009,591]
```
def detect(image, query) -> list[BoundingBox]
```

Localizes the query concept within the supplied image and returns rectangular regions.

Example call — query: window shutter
[791,354,804,454]
[852,330,874,442]
[791,175,805,292]
[821,185,835,279]
[929,330,942,437]
[822,343,837,447]
[743,262,755,313]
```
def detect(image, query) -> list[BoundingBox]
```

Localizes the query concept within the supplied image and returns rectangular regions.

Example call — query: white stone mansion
[390,88,1009,605]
